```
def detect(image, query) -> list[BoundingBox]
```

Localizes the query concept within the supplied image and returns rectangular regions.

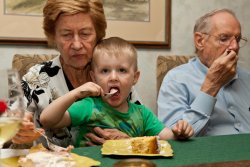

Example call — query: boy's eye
[119,68,127,73]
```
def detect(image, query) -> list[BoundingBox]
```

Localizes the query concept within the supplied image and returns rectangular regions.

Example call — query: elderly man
[157,9,250,136]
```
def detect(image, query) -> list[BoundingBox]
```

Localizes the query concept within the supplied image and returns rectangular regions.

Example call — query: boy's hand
[172,120,194,139]
[75,82,104,99]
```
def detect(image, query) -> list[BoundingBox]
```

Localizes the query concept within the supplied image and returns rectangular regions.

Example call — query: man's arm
[158,51,238,135]
[158,77,216,136]
[200,50,238,96]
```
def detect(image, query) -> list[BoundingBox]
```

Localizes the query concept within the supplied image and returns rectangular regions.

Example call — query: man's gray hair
[194,9,236,34]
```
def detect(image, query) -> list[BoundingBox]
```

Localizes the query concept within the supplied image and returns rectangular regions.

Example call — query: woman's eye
[101,69,109,73]
[79,31,91,39]
[80,33,88,38]
[62,34,72,39]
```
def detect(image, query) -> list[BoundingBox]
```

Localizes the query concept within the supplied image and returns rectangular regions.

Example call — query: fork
[34,128,67,152]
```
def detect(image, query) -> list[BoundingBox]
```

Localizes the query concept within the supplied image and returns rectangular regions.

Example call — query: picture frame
[0,0,171,48]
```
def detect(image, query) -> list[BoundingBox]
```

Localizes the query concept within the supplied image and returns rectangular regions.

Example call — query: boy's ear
[133,70,140,85]
[194,32,205,51]
[90,70,96,82]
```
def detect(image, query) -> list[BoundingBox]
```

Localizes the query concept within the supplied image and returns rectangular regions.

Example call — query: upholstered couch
[156,55,194,92]
[12,54,59,77]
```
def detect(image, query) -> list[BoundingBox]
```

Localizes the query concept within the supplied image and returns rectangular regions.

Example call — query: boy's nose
[110,71,118,81]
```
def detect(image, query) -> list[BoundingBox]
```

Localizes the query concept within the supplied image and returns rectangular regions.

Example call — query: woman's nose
[71,36,83,50]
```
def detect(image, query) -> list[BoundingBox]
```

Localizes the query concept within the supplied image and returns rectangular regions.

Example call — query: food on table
[18,151,75,167]
[17,144,73,167]
[101,136,173,157]
[130,136,159,154]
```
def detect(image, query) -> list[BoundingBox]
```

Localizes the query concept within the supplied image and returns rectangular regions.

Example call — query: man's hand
[172,120,194,139]
[12,112,43,144]
[85,127,129,146]
[201,50,238,96]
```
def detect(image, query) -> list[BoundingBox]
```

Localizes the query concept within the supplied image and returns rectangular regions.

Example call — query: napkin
[0,149,29,159]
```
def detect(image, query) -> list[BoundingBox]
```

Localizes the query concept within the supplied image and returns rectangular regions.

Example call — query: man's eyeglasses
[202,33,248,48]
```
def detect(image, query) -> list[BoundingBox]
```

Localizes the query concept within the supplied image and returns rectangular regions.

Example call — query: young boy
[40,37,194,147]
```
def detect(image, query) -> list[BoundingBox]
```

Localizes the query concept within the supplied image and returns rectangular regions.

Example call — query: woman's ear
[90,70,96,82]
[194,32,205,52]
[133,70,140,85]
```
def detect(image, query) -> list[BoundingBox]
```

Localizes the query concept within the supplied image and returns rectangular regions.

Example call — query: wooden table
[72,133,250,167]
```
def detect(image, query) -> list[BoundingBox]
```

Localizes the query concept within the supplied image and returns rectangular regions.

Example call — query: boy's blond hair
[92,37,138,70]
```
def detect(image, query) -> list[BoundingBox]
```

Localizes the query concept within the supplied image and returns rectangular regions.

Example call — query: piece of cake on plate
[130,136,159,154]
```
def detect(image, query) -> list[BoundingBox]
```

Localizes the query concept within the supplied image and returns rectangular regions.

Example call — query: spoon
[104,89,118,98]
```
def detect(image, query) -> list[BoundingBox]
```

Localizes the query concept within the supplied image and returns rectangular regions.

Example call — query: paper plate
[101,139,173,157]
[0,144,100,167]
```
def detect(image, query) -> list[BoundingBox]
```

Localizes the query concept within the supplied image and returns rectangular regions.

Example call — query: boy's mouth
[109,87,120,96]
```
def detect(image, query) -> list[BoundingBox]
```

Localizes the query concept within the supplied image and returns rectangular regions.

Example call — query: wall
[1,0,250,114]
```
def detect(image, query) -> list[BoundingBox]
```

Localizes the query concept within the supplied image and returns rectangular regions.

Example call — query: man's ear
[194,32,206,51]
[90,70,96,82]
[133,70,140,85]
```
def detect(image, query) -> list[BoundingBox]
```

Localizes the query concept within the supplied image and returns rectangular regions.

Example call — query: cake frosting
[18,151,76,167]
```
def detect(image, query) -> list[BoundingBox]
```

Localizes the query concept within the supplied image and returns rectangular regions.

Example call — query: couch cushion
[12,54,59,78]
[157,55,194,93]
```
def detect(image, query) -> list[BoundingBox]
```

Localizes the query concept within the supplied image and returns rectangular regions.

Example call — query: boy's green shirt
[68,97,165,147]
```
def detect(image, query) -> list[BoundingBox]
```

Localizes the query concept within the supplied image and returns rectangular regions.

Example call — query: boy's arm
[158,120,194,140]
[172,120,194,139]
[158,127,175,140]
[40,82,103,128]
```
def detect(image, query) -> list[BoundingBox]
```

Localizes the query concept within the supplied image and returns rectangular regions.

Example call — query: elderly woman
[11,0,140,148]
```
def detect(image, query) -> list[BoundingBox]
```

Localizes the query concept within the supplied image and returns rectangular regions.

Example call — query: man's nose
[228,37,240,50]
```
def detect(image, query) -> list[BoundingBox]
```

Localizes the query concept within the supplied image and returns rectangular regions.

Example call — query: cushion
[12,54,59,78]
[157,55,194,93]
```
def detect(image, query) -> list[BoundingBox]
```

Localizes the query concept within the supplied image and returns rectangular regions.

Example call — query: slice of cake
[18,151,76,167]
[18,144,76,167]
[130,136,159,154]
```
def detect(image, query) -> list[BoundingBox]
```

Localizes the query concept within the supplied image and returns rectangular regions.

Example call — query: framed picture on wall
[0,0,171,48]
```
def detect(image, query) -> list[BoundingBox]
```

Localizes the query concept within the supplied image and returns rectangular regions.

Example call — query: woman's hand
[12,112,44,144]
[172,120,194,139]
[85,127,130,146]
